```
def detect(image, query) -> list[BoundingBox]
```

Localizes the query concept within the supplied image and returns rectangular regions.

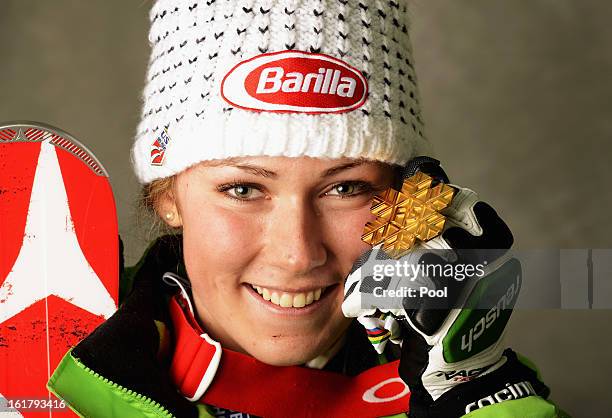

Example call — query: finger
[443,201,513,265]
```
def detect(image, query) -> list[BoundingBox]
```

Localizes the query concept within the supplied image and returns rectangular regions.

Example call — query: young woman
[48,1,568,417]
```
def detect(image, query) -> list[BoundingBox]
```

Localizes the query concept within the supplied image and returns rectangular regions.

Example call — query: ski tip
[0,121,109,178]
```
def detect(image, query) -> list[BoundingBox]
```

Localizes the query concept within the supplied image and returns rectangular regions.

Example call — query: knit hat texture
[133,0,432,184]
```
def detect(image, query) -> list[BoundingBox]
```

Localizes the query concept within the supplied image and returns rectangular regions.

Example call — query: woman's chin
[243,337,329,367]
[251,349,319,367]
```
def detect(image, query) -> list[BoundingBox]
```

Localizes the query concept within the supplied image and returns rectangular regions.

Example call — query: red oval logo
[221,51,368,114]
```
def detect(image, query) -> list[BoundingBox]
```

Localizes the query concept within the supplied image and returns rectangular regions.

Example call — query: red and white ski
[0,122,118,417]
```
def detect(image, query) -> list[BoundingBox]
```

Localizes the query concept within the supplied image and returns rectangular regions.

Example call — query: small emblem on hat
[150,128,172,166]
[221,50,368,114]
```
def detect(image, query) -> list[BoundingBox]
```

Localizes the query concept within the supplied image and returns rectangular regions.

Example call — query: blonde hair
[139,176,180,236]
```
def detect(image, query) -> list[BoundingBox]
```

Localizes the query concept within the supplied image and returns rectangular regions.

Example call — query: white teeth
[306,291,314,304]
[250,284,327,308]
[279,293,293,308]
[293,293,306,308]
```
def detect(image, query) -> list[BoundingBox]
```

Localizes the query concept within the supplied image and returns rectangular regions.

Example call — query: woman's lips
[250,284,325,308]
[243,283,338,315]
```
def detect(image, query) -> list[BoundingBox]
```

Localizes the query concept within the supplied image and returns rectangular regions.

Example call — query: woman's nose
[264,198,327,275]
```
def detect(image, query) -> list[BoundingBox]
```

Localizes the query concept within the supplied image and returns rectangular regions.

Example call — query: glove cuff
[409,348,550,418]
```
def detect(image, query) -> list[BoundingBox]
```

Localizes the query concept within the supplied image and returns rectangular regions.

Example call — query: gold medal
[362,172,455,259]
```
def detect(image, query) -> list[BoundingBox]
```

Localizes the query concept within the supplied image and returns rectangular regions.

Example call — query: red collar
[168,292,411,418]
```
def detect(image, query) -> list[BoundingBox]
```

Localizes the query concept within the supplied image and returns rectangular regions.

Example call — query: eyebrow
[201,159,277,178]
[202,159,367,178]
[231,164,277,178]
[321,161,367,177]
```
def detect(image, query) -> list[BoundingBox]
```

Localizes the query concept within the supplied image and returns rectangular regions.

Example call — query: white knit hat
[132,0,432,184]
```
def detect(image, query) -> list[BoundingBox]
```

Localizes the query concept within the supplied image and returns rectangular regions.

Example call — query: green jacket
[47,235,570,418]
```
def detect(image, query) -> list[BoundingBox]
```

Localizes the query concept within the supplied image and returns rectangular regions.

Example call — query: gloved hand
[342,157,548,417]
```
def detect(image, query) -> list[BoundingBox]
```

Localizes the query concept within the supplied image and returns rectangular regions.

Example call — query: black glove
[343,158,549,417]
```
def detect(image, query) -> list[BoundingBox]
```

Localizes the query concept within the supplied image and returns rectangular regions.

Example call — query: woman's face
[161,156,395,366]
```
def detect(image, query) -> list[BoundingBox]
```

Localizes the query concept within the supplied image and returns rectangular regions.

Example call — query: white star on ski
[0,139,117,324]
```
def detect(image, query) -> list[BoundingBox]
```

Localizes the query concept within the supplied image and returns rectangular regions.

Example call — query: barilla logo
[221,50,368,114]
[150,129,171,166]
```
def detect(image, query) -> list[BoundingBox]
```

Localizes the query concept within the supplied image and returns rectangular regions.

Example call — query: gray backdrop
[1,1,611,416]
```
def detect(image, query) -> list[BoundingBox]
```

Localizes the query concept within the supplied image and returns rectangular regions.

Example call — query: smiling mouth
[249,284,331,308]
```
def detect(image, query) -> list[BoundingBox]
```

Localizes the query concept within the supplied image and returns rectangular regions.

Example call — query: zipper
[76,357,175,418]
